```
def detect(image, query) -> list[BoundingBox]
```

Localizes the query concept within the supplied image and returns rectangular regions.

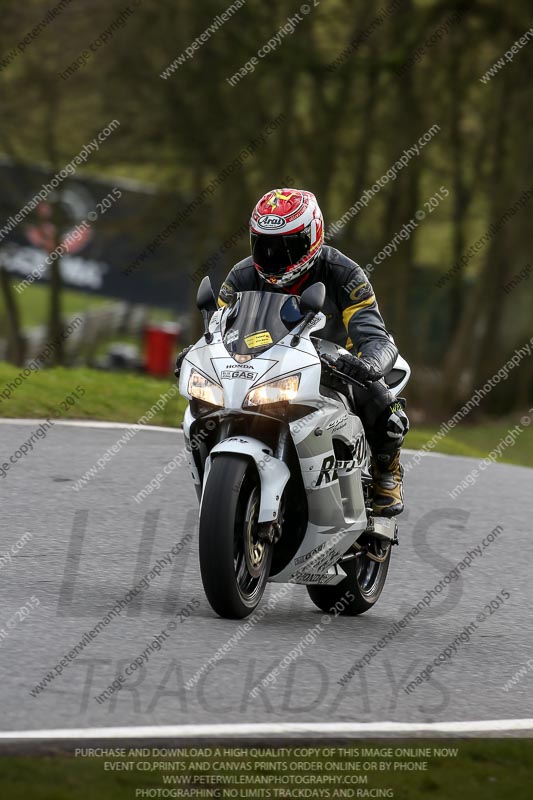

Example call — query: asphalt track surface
[1,420,532,733]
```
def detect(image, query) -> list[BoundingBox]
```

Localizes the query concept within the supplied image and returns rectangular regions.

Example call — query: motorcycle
[178,277,410,619]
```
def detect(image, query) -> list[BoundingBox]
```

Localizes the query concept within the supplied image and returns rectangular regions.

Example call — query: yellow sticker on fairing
[244,330,273,348]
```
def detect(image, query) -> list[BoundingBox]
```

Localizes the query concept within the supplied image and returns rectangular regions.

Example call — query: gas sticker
[221,370,255,380]
[244,330,273,348]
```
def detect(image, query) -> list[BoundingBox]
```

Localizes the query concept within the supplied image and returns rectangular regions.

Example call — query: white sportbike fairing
[179,279,410,619]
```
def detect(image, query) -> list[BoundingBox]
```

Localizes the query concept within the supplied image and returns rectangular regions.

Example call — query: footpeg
[367,516,398,544]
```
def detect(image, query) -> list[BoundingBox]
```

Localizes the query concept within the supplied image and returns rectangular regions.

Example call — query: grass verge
[0,364,186,427]
[408,419,533,468]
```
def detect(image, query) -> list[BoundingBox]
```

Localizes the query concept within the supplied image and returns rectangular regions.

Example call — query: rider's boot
[371,449,405,517]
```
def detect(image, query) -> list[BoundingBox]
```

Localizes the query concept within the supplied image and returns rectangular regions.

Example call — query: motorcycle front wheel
[306,533,391,615]
[199,454,272,619]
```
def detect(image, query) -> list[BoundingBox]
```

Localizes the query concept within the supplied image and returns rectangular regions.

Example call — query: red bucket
[144,322,181,377]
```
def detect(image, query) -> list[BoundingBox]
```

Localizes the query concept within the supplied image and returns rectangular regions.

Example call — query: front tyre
[306,534,391,615]
[199,454,272,619]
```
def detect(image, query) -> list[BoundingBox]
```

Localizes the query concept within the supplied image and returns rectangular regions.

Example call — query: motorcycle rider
[182,189,409,516]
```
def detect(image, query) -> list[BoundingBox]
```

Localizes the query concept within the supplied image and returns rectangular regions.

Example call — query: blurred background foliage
[0,0,532,419]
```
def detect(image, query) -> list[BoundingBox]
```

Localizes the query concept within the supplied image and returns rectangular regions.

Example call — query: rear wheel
[306,534,391,615]
[199,454,272,619]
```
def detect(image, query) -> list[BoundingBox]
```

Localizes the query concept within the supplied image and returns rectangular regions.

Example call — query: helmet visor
[251,227,311,276]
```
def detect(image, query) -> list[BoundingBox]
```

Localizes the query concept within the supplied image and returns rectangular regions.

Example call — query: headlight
[244,374,300,407]
[187,370,224,406]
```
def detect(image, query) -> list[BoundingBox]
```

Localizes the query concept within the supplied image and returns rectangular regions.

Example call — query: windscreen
[222,291,304,356]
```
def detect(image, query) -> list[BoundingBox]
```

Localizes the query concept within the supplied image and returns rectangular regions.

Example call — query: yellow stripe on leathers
[217,298,228,308]
[345,339,364,352]
[342,295,375,329]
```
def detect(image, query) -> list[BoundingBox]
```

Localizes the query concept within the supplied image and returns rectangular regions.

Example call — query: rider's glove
[334,353,383,384]
[174,345,193,380]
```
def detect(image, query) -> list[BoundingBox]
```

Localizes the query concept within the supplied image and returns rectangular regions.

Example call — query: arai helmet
[250,188,324,288]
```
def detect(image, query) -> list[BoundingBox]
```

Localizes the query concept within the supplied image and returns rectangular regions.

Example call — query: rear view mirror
[290,282,326,347]
[300,282,326,314]
[196,276,218,313]
[196,276,218,343]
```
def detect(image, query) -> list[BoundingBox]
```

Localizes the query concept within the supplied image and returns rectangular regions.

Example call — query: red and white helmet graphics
[250,188,324,287]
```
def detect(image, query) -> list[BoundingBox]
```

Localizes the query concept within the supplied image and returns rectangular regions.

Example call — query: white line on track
[1,720,533,741]
[0,422,445,457]
[0,418,181,433]
[0,421,462,455]
[0,420,484,474]
[403,448,445,458]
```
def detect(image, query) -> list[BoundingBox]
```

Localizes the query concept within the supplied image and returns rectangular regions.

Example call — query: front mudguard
[201,436,290,524]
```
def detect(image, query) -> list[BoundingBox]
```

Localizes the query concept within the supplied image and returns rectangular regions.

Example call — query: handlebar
[319,353,376,390]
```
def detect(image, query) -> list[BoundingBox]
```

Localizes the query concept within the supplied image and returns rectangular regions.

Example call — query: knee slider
[386,398,409,441]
